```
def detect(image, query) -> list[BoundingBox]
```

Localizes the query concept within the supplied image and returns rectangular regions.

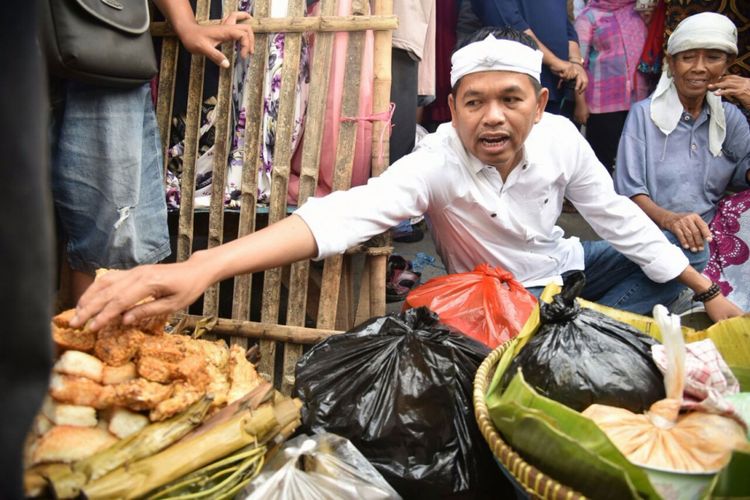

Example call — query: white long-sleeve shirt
[295,113,688,287]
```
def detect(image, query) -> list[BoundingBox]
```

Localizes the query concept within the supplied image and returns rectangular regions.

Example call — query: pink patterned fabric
[287,0,375,205]
[704,189,750,309]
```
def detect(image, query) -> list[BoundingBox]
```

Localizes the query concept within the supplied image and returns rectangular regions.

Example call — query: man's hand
[69,259,212,332]
[661,211,712,252]
[573,98,589,125]
[174,11,255,68]
[708,75,750,110]
[570,63,588,94]
[549,58,576,80]
[703,294,744,322]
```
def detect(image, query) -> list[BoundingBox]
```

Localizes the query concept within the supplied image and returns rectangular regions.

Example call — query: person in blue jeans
[71,27,744,335]
[52,0,255,304]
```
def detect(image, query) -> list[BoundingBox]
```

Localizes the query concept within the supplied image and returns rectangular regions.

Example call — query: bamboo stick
[281,0,336,395]
[203,1,239,317]
[316,0,366,330]
[155,38,179,179]
[259,0,305,383]
[171,313,340,343]
[366,0,394,317]
[150,15,398,36]
[175,0,210,268]
[231,0,271,339]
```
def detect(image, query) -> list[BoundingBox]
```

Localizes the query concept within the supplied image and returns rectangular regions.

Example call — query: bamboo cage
[151,0,395,394]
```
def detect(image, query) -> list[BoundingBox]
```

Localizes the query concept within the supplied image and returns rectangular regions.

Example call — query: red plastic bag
[403,264,537,348]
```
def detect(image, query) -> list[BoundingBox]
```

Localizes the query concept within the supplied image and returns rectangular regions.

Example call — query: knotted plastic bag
[242,433,400,500]
[403,263,537,348]
[583,306,749,473]
[294,307,509,498]
[500,272,665,413]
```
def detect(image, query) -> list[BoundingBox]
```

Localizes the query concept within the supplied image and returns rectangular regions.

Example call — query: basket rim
[473,342,588,500]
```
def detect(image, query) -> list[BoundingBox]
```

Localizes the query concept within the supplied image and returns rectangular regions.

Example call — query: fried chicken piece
[52,324,97,353]
[139,334,192,363]
[94,328,144,366]
[49,374,113,410]
[205,362,230,408]
[227,345,263,404]
[149,381,204,421]
[109,378,174,412]
[136,335,211,389]
[195,339,230,369]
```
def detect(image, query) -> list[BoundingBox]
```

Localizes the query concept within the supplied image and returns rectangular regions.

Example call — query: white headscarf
[650,12,738,156]
[450,34,543,87]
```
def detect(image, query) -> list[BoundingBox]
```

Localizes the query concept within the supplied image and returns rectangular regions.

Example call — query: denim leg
[579,233,707,315]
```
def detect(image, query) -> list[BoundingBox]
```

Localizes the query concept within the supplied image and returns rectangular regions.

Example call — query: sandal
[386,256,421,302]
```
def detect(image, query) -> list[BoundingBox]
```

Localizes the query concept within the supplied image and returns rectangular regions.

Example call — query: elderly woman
[614,12,750,311]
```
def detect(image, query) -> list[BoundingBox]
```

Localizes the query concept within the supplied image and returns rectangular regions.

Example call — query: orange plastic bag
[403,264,537,348]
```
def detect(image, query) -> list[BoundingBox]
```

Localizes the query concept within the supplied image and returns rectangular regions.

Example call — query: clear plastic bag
[241,433,400,500]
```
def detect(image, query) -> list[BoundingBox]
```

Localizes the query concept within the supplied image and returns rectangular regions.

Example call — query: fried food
[204,362,230,408]
[31,426,117,465]
[107,408,149,439]
[52,323,96,352]
[94,328,144,366]
[150,381,204,421]
[53,350,104,382]
[101,362,137,385]
[227,344,263,404]
[41,396,97,427]
[49,374,113,410]
[108,378,174,412]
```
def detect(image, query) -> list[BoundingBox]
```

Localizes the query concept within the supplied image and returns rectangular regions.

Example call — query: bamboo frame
[153,0,395,392]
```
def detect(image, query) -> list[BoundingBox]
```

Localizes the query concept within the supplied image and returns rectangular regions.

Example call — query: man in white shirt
[71,27,742,332]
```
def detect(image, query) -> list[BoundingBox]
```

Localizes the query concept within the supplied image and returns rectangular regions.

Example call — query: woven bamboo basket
[473,343,587,500]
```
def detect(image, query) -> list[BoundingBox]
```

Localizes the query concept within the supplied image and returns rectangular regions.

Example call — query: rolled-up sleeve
[567,129,689,283]
[566,17,579,43]
[614,105,651,199]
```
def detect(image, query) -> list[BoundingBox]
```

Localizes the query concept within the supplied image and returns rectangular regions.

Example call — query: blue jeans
[51,81,170,273]
[528,231,709,315]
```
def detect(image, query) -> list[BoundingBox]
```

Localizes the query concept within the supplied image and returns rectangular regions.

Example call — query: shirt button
[544,198,549,204]
[691,143,697,151]
[522,165,527,170]
[683,115,690,121]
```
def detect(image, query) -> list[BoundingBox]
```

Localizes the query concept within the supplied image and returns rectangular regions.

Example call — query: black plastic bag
[294,307,507,498]
[500,272,665,413]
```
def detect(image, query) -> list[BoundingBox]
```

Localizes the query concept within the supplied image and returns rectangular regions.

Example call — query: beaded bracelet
[692,282,722,303]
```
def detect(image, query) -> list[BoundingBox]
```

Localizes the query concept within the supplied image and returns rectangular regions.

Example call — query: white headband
[450,35,543,87]
[667,12,738,56]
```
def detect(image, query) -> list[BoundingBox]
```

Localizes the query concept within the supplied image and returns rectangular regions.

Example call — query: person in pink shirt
[574,0,650,172]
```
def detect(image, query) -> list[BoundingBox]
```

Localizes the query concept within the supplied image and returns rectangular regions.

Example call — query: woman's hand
[69,258,213,332]
[661,211,712,253]
[570,63,588,94]
[174,11,255,68]
[708,75,750,110]
[703,294,745,322]
[573,97,590,125]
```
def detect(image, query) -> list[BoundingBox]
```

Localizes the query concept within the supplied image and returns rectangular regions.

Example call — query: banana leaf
[708,449,750,498]
[488,371,661,500]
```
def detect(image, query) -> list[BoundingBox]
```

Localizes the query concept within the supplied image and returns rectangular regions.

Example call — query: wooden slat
[171,314,340,343]
[365,0,395,318]
[258,0,305,381]
[280,0,337,395]
[175,0,211,267]
[202,1,239,317]
[155,38,179,178]
[316,0,366,330]
[150,15,398,36]
[231,0,271,342]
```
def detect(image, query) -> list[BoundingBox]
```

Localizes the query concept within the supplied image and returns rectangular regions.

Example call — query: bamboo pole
[150,15,398,36]
[281,0,336,395]
[231,0,271,342]
[258,0,305,383]
[316,0,366,330]
[155,38,179,179]
[171,313,340,344]
[203,0,239,317]
[366,0,394,318]
[175,0,210,268]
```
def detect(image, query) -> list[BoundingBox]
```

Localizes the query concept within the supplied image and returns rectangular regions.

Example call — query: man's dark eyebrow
[462,84,526,98]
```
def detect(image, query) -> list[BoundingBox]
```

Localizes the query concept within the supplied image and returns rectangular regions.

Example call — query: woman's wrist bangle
[692,282,722,303]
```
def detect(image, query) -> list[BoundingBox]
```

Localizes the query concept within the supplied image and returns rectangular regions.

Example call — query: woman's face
[668,49,732,101]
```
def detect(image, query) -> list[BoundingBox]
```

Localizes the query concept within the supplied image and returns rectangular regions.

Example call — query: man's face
[667,49,731,102]
[448,70,547,170]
